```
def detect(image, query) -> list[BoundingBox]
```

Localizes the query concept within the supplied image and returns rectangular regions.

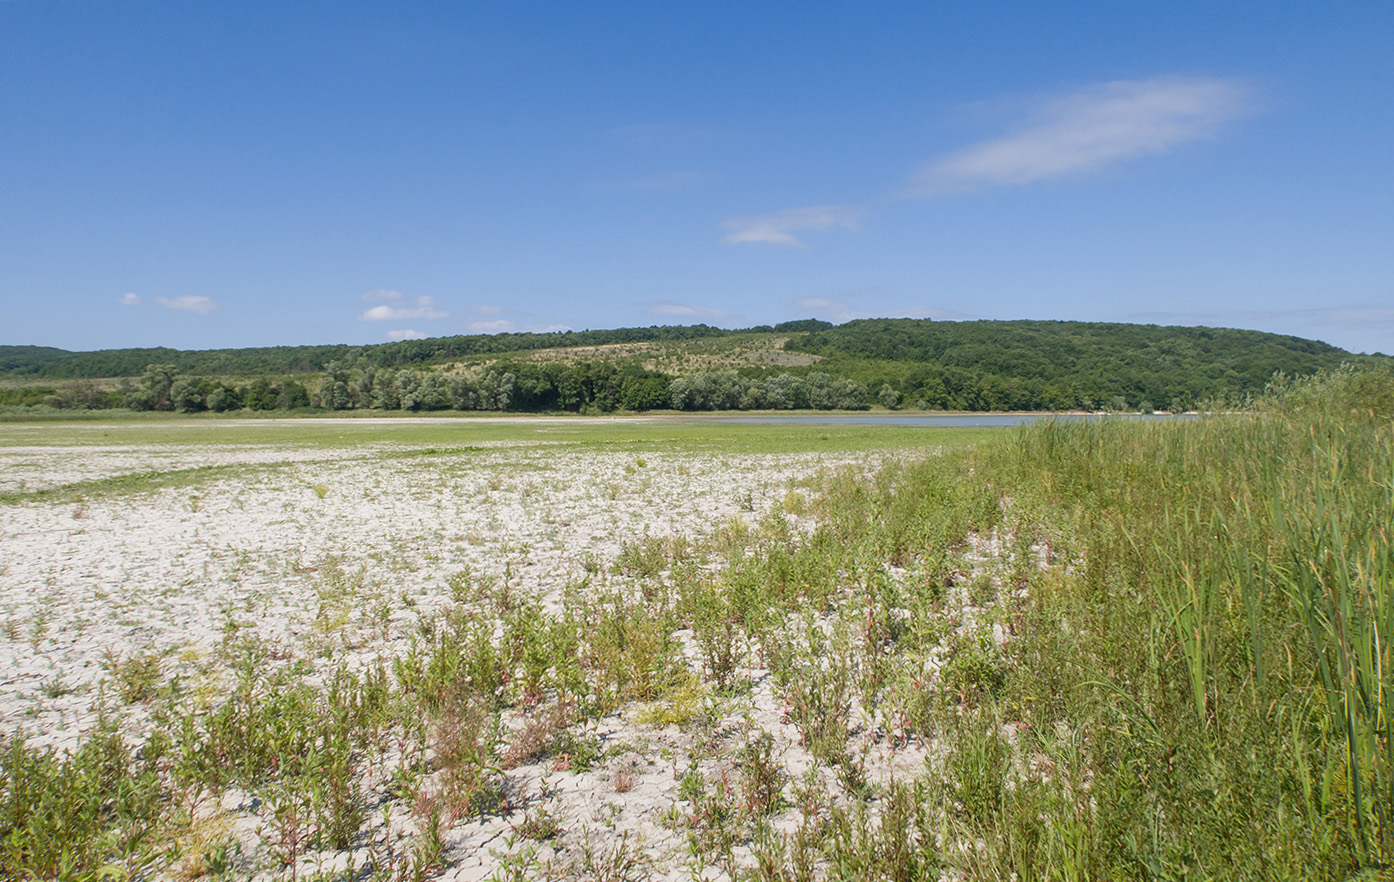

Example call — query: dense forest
[0,319,1380,414]
[782,318,1362,412]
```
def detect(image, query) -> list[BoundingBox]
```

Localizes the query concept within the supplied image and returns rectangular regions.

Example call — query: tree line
[2,319,1380,414]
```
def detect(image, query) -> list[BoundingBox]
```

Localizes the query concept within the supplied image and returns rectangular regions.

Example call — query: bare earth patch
[4,423,993,881]
[2,440,873,749]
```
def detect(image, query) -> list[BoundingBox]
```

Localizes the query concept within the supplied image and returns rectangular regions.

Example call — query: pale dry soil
[0,425,997,881]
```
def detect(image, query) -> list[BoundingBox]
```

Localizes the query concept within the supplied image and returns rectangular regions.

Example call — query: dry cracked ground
[0,418,1017,881]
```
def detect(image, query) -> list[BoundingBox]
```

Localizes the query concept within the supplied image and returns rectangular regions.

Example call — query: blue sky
[3,1,1391,354]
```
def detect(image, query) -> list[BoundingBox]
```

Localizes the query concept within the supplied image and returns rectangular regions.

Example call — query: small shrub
[500,701,571,769]
[737,733,787,817]
[938,629,1006,707]
[513,803,560,841]
[105,648,165,704]
[431,693,500,821]
[614,766,637,793]
[549,729,604,773]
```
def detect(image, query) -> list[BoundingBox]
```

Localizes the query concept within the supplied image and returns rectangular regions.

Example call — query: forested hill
[782,319,1362,411]
[787,318,1344,367]
[1,318,1380,414]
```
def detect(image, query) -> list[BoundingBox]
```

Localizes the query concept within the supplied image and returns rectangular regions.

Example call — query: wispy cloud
[1130,305,1394,348]
[467,319,571,335]
[911,76,1254,195]
[1132,305,1394,326]
[722,205,865,249]
[642,301,736,322]
[1303,306,1394,330]
[385,329,427,341]
[118,292,140,306]
[461,304,571,335]
[153,295,218,314]
[361,288,405,302]
[358,294,448,321]
[794,295,972,324]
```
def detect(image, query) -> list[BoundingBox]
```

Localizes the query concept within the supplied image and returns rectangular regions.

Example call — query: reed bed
[967,364,1394,878]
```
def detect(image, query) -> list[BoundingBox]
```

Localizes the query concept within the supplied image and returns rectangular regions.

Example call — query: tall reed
[979,365,1394,874]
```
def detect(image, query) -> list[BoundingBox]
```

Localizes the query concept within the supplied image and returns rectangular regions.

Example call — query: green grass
[0,461,294,505]
[5,367,1392,879]
[0,412,992,453]
[0,415,989,504]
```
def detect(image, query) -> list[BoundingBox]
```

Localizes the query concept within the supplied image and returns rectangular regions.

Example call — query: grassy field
[0,412,991,451]
[1,368,1391,880]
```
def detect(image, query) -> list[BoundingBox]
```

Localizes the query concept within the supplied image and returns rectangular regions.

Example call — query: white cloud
[470,304,503,315]
[794,296,843,313]
[469,319,518,334]
[386,329,427,341]
[467,319,571,335]
[119,292,140,306]
[794,295,971,324]
[642,301,735,321]
[722,205,865,249]
[911,76,1254,195]
[358,296,448,321]
[153,295,218,314]
[361,289,404,302]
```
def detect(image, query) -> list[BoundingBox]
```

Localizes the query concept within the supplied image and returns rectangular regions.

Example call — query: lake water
[712,413,1197,428]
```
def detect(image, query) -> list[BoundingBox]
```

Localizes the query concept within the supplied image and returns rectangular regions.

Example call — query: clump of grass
[430,692,502,821]
[104,647,166,703]
[613,765,637,793]
[637,676,709,728]
[39,674,73,699]
[168,816,239,881]
[0,724,170,879]
[614,534,681,577]
[736,733,787,817]
[512,802,560,841]
[500,701,572,770]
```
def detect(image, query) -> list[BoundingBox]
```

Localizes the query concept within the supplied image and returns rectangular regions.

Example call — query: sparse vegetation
[1,363,1391,878]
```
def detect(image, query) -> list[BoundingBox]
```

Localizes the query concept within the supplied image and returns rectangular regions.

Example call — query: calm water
[712,413,1197,428]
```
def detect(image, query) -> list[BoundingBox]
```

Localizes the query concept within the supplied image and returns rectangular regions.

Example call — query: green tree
[169,377,205,413]
[246,378,279,411]
[280,382,310,409]
[878,383,902,409]
[125,364,179,411]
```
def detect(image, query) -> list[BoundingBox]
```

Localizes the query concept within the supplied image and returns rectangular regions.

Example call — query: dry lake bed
[0,416,1011,881]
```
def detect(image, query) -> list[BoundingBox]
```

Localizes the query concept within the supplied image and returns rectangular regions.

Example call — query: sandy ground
[1,437,880,748]
[2,428,949,880]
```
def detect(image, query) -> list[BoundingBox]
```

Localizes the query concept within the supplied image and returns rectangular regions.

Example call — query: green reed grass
[975,365,1394,876]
